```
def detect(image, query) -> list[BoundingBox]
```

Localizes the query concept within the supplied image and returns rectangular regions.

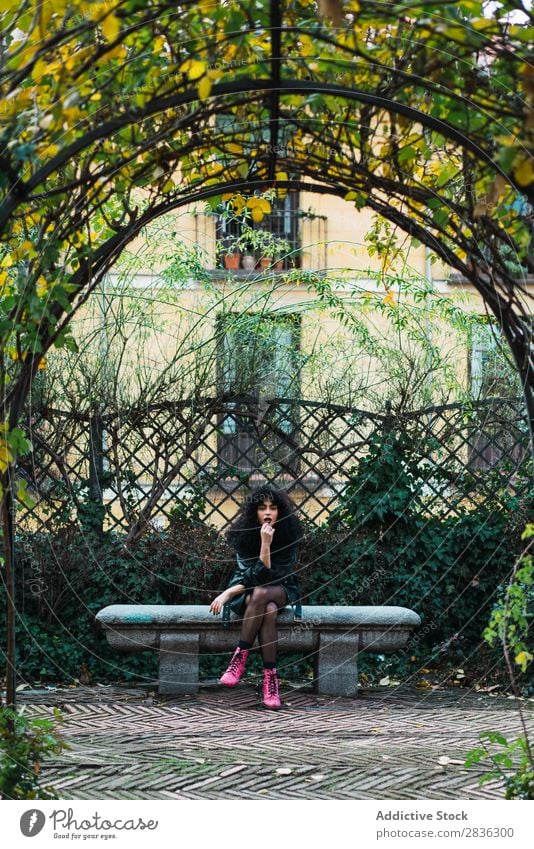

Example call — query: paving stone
[18,683,534,800]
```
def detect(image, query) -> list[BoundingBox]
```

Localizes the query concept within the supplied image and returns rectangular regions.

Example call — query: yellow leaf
[0,271,13,296]
[251,208,264,223]
[12,243,36,260]
[0,440,13,472]
[205,165,223,182]
[383,290,396,307]
[180,59,207,82]
[32,59,51,82]
[515,650,533,671]
[36,276,49,297]
[198,75,213,99]
[513,155,534,187]
[223,43,238,61]
[101,14,121,43]
[40,143,59,158]
[37,358,47,371]
[471,17,495,31]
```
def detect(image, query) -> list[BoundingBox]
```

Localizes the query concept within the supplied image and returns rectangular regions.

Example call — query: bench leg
[314,633,359,698]
[158,632,199,695]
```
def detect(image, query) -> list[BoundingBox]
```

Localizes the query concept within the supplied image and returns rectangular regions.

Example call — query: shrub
[297,429,531,686]
[0,708,67,800]
[0,517,233,684]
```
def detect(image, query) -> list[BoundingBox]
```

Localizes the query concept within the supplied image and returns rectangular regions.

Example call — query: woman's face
[256,498,279,526]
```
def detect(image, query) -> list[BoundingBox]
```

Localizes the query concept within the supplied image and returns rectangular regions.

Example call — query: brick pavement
[18,682,534,799]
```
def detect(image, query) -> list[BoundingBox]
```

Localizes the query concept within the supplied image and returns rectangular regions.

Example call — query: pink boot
[219,647,249,687]
[261,668,282,709]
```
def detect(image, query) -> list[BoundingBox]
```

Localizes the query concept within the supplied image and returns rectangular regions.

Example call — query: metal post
[3,467,17,715]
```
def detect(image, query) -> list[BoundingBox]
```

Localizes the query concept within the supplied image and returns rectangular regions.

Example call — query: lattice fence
[17,396,532,536]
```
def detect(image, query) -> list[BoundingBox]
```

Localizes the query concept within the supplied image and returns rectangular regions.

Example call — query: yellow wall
[37,186,532,531]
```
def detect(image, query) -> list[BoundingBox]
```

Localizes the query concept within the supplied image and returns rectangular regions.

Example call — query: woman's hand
[260,522,275,547]
[210,590,231,615]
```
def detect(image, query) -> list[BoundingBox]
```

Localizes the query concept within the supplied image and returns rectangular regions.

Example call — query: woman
[210,486,303,710]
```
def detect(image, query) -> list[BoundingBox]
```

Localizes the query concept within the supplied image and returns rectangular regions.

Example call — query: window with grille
[215,192,301,270]
[216,312,301,472]
[468,318,531,472]
[469,319,531,399]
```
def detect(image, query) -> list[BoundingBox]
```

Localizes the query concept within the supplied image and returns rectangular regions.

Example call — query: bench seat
[96,604,421,698]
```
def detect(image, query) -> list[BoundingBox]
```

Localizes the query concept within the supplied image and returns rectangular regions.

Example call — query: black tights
[239,586,287,666]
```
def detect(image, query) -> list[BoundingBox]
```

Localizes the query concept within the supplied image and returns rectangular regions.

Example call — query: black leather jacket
[224,547,302,620]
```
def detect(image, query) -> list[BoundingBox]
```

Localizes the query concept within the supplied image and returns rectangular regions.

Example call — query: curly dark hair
[226,486,304,560]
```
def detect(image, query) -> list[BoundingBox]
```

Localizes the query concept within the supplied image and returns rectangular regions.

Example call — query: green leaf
[432,207,450,229]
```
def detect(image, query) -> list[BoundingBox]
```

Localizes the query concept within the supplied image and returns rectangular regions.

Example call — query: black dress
[225,547,301,617]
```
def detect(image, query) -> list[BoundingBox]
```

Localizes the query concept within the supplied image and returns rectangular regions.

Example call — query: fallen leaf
[379,676,390,686]
[438,756,451,765]
[310,774,325,780]
[275,768,293,775]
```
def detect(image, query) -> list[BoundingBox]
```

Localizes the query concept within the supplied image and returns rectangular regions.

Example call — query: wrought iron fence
[17,396,532,538]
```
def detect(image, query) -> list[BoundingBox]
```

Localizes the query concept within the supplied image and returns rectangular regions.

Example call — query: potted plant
[255,232,290,271]
[217,234,242,270]
[232,226,291,272]
[223,250,242,270]
[259,254,273,270]
[240,239,256,270]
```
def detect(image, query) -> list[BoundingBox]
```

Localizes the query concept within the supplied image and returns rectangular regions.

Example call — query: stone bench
[96,604,420,698]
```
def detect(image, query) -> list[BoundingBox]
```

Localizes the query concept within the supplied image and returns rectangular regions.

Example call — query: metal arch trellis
[1,1,533,435]
[17,396,532,540]
[1,0,534,711]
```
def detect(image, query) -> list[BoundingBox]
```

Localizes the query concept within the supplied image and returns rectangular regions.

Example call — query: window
[216,313,301,472]
[469,319,531,399]
[468,319,531,472]
[215,192,301,270]
[470,323,500,399]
